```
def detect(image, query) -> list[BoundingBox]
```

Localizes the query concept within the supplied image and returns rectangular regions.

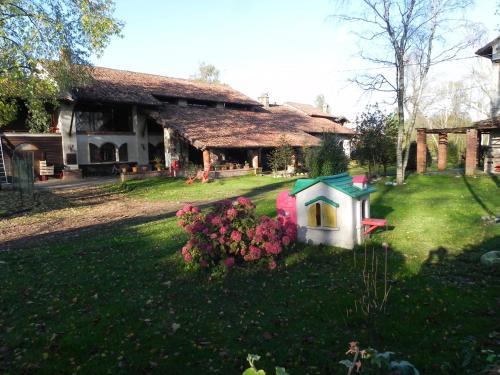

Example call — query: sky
[93,0,500,121]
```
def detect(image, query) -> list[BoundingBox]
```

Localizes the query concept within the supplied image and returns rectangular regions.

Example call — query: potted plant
[152,157,163,171]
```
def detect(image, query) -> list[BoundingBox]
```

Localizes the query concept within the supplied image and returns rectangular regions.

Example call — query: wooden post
[465,128,478,176]
[416,128,427,174]
[437,132,448,171]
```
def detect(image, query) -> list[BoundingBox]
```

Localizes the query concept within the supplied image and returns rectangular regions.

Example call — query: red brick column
[437,133,448,171]
[465,129,478,176]
[203,149,211,172]
[416,128,427,174]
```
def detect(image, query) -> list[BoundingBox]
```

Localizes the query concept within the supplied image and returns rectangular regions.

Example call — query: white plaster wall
[295,182,358,249]
[76,134,138,164]
[58,103,78,169]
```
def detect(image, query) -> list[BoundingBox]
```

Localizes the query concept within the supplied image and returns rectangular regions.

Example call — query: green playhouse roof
[290,173,376,198]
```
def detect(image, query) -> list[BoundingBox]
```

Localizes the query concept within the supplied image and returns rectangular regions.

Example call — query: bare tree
[331,0,482,183]
[190,62,221,84]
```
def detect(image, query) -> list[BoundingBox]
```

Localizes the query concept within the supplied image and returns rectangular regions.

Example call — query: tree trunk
[396,56,405,184]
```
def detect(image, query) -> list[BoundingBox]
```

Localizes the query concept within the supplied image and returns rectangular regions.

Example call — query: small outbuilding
[288,173,377,249]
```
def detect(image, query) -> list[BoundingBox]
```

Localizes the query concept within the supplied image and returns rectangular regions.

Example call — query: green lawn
[0,174,498,374]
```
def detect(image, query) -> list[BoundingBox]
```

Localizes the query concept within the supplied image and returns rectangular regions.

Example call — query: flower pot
[132,166,138,173]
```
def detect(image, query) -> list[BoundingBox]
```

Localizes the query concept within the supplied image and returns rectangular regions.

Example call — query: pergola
[416,118,499,175]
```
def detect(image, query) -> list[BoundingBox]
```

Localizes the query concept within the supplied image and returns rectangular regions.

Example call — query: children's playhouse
[277,173,386,249]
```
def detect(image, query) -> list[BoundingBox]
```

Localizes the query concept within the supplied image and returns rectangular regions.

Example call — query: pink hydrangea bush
[176,197,296,270]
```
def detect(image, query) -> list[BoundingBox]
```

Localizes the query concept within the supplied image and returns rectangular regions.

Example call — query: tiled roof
[145,105,335,149]
[290,173,376,198]
[71,66,261,106]
[284,102,349,123]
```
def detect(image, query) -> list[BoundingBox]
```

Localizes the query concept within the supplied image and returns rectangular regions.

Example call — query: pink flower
[211,216,222,226]
[268,260,277,270]
[183,252,193,263]
[210,233,218,240]
[219,226,228,235]
[230,230,242,242]
[191,206,201,213]
[246,228,255,238]
[282,236,291,246]
[237,197,253,206]
[249,245,261,259]
[224,257,235,268]
[183,204,193,213]
[226,208,238,220]
[176,209,184,217]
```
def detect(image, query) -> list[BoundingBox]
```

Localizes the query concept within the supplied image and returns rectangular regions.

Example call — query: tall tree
[0,0,123,131]
[306,133,349,177]
[353,105,397,176]
[191,62,221,84]
[331,0,481,183]
[314,94,329,112]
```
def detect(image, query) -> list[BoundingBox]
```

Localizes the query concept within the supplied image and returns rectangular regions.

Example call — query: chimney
[322,102,330,114]
[258,93,269,108]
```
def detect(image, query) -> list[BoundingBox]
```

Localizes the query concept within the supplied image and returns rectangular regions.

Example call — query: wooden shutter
[307,204,317,227]
[323,204,337,228]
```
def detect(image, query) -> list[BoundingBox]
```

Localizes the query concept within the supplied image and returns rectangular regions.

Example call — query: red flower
[268,259,277,270]
[224,257,235,267]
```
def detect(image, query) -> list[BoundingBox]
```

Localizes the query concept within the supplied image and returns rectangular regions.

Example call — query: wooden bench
[39,160,54,176]
[361,218,388,235]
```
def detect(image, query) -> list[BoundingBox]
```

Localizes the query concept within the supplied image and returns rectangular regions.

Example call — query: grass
[0,174,499,374]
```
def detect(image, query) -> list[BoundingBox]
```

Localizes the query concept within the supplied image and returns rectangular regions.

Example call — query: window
[100,143,116,162]
[89,143,100,163]
[118,143,128,162]
[75,104,132,133]
[89,143,118,163]
[306,197,338,228]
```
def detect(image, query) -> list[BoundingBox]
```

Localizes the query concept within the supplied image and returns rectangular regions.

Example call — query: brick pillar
[437,133,448,171]
[202,149,211,172]
[416,128,427,174]
[465,128,478,176]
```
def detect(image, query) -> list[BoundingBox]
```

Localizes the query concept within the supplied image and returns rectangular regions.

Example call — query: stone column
[416,128,427,174]
[250,149,259,168]
[465,128,478,176]
[163,127,172,168]
[203,149,211,171]
[437,133,448,171]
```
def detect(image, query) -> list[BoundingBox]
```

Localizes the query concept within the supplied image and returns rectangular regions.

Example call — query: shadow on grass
[0,178,292,251]
[1,217,498,375]
[461,175,496,216]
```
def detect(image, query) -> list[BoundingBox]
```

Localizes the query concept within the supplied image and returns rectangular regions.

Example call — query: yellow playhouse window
[306,196,338,228]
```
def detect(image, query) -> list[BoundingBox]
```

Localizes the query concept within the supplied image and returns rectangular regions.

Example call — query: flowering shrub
[176,197,296,270]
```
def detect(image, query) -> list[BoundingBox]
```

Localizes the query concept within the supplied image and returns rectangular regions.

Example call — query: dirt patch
[0,185,181,251]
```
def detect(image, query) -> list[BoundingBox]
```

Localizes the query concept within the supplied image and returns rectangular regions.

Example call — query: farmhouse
[0,66,354,180]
